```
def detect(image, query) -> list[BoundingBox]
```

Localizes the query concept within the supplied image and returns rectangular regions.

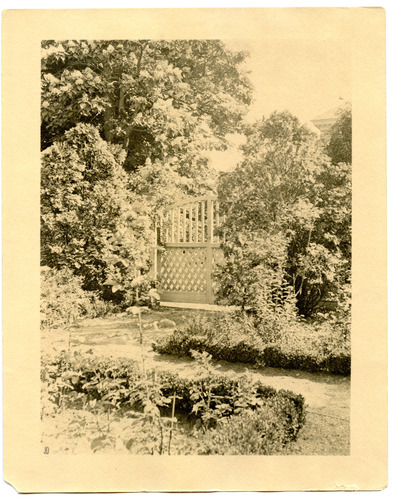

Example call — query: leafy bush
[41,123,153,299]
[40,267,101,328]
[201,406,293,455]
[41,350,306,444]
[153,312,351,376]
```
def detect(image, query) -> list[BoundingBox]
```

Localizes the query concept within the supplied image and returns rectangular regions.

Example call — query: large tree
[215,111,351,318]
[41,40,252,183]
[326,103,352,165]
[41,40,252,297]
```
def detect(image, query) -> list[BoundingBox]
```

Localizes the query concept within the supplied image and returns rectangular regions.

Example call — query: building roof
[311,107,340,122]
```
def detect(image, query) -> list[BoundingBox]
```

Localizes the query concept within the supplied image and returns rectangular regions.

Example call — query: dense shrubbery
[40,267,105,328]
[152,312,351,376]
[41,124,153,301]
[41,350,306,454]
[215,111,351,319]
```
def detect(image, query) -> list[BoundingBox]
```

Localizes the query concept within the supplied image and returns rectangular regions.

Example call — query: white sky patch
[207,134,246,172]
[211,36,351,171]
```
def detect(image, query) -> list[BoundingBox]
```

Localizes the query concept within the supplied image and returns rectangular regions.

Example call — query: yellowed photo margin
[2,8,387,492]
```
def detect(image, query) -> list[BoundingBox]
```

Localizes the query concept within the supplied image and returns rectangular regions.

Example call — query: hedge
[152,330,351,376]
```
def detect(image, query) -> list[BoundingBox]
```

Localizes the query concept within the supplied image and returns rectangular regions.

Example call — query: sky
[238,38,351,124]
[208,34,351,172]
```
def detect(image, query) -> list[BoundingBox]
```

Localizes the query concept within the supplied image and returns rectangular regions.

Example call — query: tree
[41,40,252,181]
[326,103,352,164]
[41,40,252,299]
[41,124,152,298]
[215,111,351,318]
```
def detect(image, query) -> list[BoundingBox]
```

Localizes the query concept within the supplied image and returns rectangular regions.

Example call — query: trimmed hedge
[152,328,351,376]
[158,371,305,441]
[202,405,296,455]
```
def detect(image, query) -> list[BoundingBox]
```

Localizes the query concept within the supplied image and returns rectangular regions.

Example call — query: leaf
[124,410,143,419]
[126,306,141,315]
[147,289,160,300]
[125,438,134,451]
[103,278,117,286]
[131,275,145,287]
[62,370,79,379]
[91,435,110,452]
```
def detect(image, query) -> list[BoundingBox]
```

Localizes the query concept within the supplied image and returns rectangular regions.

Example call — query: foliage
[293,161,351,317]
[41,40,253,302]
[40,266,101,328]
[326,103,352,165]
[41,350,306,454]
[41,124,153,298]
[152,312,351,376]
[41,40,251,196]
[153,312,267,364]
[201,404,297,455]
[215,111,351,318]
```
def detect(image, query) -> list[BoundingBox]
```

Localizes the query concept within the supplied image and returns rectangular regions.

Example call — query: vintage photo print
[2,8,387,492]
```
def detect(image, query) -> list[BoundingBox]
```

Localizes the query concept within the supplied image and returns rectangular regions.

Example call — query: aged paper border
[2,8,387,492]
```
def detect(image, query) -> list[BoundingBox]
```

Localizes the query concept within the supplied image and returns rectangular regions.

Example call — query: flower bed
[41,350,306,454]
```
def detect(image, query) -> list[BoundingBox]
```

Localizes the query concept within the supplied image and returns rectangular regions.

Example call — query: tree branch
[136,41,149,78]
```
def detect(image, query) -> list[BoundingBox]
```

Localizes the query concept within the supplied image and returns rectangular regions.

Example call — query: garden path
[42,309,350,454]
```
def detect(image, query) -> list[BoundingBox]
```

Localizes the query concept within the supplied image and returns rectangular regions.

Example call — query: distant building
[311,107,339,141]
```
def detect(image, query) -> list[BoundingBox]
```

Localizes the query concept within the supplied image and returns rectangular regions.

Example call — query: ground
[41,306,350,455]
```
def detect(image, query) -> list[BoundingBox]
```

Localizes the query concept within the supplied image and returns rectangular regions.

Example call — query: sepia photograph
[40,36,351,456]
[2,6,387,492]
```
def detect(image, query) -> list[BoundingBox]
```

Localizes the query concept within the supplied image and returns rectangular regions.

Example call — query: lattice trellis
[154,195,225,304]
[160,248,207,292]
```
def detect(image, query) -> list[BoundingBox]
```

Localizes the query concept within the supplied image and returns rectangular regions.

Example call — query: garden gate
[154,195,225,304]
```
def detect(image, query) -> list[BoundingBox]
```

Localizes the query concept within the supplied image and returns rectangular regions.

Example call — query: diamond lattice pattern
[161,248,207,292]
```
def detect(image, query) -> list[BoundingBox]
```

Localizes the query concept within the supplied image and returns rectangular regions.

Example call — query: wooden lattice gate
[154,195,224,304]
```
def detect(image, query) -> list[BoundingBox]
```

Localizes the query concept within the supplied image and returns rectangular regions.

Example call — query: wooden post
[153,218,158,281]
[182,206,186,243]
[189,203,193,243]
[176,208,180,243]
[215,200,220,243]
[171,209,174,243]
[195,203,199,243]
[206,198,214,303]
[201,200,205,242]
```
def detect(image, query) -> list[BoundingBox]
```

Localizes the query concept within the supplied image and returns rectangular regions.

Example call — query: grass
[286,411,350,455]
[42,406,349,455]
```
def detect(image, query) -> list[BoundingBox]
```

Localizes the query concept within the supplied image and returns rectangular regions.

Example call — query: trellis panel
[155,195,224,304]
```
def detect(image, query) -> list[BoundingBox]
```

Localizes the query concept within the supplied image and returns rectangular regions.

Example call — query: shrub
[41,351,306,443]
[40,267,100,328]
[152,312,351,376]
[41,123,153,299]
[201,406,292,455]
[215,111,351,319]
